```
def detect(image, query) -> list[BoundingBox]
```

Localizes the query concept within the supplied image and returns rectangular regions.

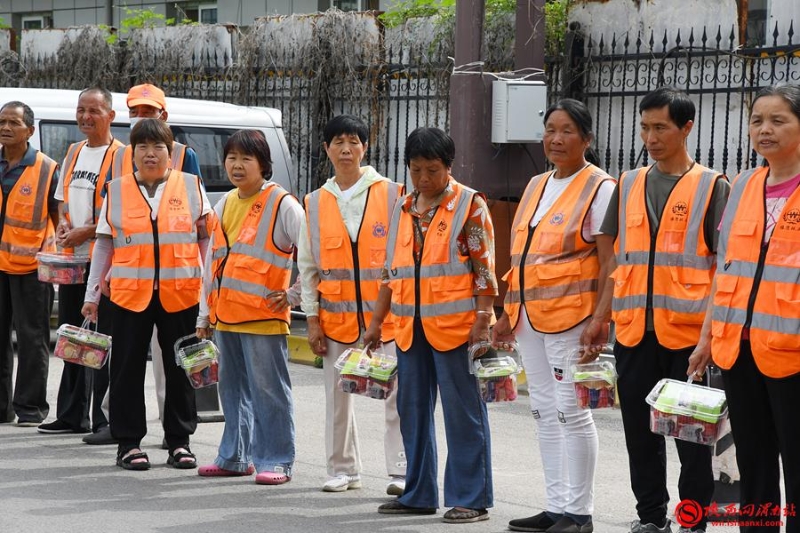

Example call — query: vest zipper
[519,225,536,305]
[413,217,424,319]
[351,240,365,330]
[152,218,160,288]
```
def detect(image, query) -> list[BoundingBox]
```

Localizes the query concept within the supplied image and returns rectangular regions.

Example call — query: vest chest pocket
[225,259,269,304]
[533,261,583,310]
[611,264,635,325]
[710,274,739,338]
[11,200,35,220]
[167,214,193,233]
[668,266,711,315]
[369,247,387,267]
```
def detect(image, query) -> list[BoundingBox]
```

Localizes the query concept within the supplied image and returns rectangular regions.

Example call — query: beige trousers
[323,338,406,478]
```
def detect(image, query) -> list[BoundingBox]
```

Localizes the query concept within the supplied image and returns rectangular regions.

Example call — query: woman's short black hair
[404,127,455,168]
[544,99,594,141]
[224,129,273,180]
[639,87,695,128]
[130,118,173,156]
[323,115,369,145]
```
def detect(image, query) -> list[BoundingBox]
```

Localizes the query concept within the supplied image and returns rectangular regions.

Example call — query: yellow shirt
[215,190,290,336]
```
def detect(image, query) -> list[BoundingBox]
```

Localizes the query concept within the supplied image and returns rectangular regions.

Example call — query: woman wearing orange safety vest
[492,99,615,533]
[364,127,497,524]
[195,129,303,486]
[82,119,212,472]
[689,84,800,533]
[297,115,406,496]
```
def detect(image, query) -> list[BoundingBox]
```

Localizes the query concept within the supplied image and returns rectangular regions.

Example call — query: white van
[0,88,295,204]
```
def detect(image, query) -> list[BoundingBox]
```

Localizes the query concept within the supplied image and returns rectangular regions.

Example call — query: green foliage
[0,17,8,29]
[380,0,571,57]
[545,0,571,56]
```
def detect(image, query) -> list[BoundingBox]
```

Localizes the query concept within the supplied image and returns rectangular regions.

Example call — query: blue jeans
[396,319,493,510]
[214,331,295,476]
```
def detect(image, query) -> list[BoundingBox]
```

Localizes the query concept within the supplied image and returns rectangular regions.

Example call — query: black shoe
[38,420,90,434]
[378,500,436,515]
[82,426,117,445]
[510,511,558,532]
[546,516,594,533]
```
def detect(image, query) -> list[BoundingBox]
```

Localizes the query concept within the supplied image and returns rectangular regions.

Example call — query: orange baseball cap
[126,83,167,111]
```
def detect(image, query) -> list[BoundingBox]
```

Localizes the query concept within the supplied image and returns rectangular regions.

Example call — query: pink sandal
[198,464,255,477]
[255,471,291,485]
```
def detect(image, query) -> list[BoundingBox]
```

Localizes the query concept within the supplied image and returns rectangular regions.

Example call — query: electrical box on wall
[491,80,547,143]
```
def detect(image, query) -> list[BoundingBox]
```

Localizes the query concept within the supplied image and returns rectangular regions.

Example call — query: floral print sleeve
[457,195,498,296]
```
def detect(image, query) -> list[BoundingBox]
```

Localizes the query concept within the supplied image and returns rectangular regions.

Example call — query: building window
[317,0,380,11]
[22,15,52,30]
[745,0,769,46]
[176,3,218,24]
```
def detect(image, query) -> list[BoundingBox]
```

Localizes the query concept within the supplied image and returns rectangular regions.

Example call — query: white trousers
[515,317,599,516]
[322,338,406,478]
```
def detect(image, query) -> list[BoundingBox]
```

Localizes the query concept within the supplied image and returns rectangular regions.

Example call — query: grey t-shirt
[600,165,730,252]
[600,164,731,332]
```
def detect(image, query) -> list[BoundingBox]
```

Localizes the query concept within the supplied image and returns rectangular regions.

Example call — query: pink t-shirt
[719,172,800,243]
[764,172,800,241]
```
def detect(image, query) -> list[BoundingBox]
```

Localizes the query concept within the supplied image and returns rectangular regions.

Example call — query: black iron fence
[549,22,800,179]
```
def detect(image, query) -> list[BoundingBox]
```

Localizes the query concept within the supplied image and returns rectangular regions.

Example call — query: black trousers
[0,271,53,423]
[54,279,111,432]
[615,331,714,530]
[108,293,197,452]
[722,341,800,533]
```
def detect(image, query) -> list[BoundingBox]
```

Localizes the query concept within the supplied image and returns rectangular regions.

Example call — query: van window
[38,122,130,168]
[170,125,234,192]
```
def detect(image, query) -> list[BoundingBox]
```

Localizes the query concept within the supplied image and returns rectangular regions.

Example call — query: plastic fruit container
[470,342,520,403]
[571,361,617,409]
[335,348,397,399]
[646,378,728,446]
[37,252,89,285]
[174,335,220,389]
[54,323,111,369]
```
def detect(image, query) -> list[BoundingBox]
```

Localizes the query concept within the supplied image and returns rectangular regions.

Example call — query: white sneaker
[322,474,362,492]
[386,477,406,496]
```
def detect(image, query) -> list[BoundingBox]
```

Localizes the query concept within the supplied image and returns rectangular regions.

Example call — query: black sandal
[116,449,151,471]
[167,446,197,469]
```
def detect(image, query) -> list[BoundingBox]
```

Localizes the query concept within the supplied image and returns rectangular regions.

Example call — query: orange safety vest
[60,139,125,255]
[385,180,478,352]
[207,183,294,325]
[711,167,800,378]
[612,164,722,350]
[504,165,614,333]
[105,170,203,312]
[0,152,58,274]
[110,142,187,179]
[305,180,403,344]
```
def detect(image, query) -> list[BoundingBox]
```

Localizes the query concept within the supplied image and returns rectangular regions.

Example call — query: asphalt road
[0,355,744,533]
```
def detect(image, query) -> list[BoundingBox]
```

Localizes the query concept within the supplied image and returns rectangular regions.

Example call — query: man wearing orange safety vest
[589,88,730,533]
[0,101,60,426]
[36,87,123,437]
[297,115,406,496]
[84,83,203,446]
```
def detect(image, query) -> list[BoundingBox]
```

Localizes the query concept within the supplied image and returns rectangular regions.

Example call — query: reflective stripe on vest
[60,139,124,256]
[711,166,800,378]
[111,142,188,179]
[306,179,402,344]
[503,164,613,333]
[386,181,477,352]
[107,170,202,312]
[612,164,720,350]
[0,152,58,273]
[208,183,294,325]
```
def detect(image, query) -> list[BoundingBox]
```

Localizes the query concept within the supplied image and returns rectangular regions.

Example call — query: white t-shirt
[530,169,615,241]
[96,178,212,236]
[56,144,109,255]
